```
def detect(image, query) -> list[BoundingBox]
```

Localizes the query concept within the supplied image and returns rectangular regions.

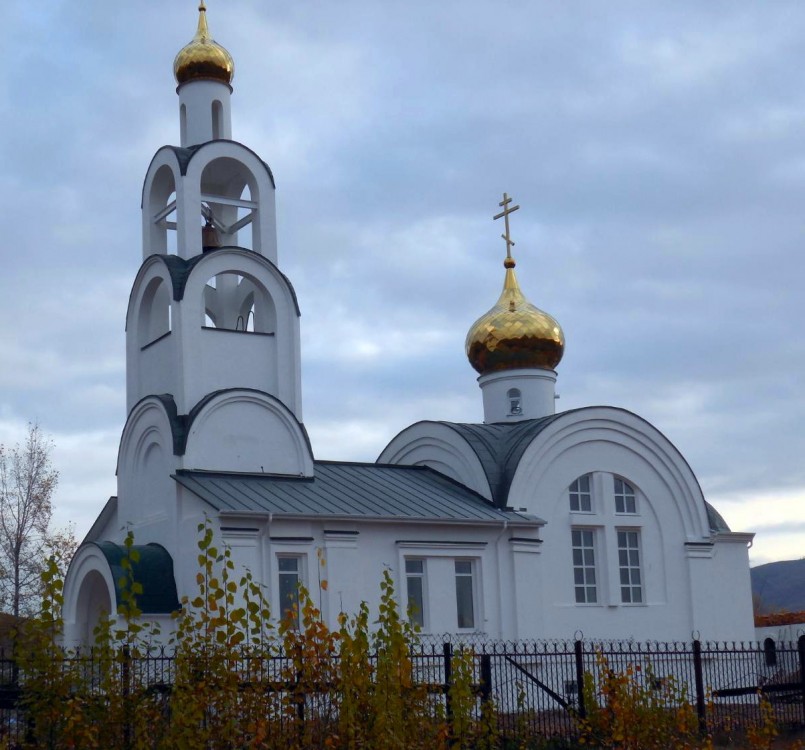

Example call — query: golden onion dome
[174,1,235,86]
[465,256,565,375]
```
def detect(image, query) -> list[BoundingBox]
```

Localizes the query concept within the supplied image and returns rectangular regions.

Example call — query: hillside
[751,558,805,614]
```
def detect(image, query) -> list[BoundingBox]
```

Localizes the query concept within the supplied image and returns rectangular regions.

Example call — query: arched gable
[62,543,118,647]
[179,248,302,415]
[117,396,180,526]
[119,396,180,472]
[63,542,180,647]
[126,255,175,336]
[183,389,314,476]
[182,248,300,320]
[377,421,492,500]
[508,407,712,540]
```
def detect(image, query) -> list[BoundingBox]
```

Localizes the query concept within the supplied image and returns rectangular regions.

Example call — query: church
[62,4,756,646]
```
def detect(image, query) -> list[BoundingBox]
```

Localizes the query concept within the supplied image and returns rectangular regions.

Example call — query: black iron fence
[0,635,803,746]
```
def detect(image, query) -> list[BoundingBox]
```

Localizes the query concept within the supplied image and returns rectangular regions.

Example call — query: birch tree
[0,424,61,617]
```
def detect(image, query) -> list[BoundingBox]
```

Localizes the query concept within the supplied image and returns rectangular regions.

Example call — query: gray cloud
[1,0,803,561]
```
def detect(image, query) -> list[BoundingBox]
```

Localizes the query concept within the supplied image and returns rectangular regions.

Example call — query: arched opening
[165,191,177,255]
[507,388,522,416]
[180,103,187,145]
[138,276,172,348]
[212,100,223,140]
[202,271,275,334]
[147,165,178,256]
[75,569,113,646]
[200,157,260,252]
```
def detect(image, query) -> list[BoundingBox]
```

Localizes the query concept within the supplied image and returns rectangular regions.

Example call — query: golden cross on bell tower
[493,192,520,267]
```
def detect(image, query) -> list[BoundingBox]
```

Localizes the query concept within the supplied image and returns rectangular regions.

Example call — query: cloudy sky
[1,1,803,566]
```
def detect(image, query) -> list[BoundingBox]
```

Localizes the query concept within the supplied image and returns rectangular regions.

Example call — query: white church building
[63,4,756,646]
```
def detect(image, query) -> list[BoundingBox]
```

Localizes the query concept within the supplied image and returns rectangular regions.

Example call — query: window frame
[616,529,643,604]
[569,474,593,513]
[276,553,305,628]
[614,477,637,515]
[506,387,523,417]
[395,542,485,633]
[571,528,598,604]
[454,559,477,630]
[405,558,427,629]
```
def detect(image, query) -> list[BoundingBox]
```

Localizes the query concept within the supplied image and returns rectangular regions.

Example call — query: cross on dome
[465,195,565,376]
[493,192,520,268]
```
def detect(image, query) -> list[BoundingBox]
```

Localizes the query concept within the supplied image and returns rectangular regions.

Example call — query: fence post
[480,653,492,707]
[798,635,805,724]
[574,640,586,720]
[121,645,131,750]
[692,640,707,736]
[296,668,305,724]
[443,642,453,722]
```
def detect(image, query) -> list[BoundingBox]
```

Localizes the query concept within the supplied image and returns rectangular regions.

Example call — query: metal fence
[0,636,803,746]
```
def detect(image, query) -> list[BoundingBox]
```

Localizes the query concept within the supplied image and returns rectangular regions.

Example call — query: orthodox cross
[493,192,520,262]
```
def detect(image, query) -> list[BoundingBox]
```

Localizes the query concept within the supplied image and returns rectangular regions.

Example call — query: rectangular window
[571,529,597,603]
[618,530,643,603]
[614,478,636,514]
[278,556,301,627]
[569,475,592,512]
[454,560,475,629]
[405,559,425,628]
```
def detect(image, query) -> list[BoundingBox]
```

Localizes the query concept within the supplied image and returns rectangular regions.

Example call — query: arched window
[180,103,188,145]
[507,388,522,416]
[566,473,647,608]
[212,100,224,140]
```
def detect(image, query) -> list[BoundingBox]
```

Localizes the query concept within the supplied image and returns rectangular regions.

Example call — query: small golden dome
[174,2,234,86]
[465,258,564,375]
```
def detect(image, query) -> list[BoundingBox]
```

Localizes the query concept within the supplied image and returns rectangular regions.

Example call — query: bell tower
[120,1,309,502]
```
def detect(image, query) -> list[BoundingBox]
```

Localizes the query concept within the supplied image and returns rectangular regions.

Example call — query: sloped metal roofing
[93,542,180,614]
[173,462,540,526]
[440,413,578,508]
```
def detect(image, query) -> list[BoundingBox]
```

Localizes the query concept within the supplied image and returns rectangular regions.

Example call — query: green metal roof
[94,542,180,615]
[174,462,541,526]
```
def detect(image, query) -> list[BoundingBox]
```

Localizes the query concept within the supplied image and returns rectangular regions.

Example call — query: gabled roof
[173,461,541,526]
